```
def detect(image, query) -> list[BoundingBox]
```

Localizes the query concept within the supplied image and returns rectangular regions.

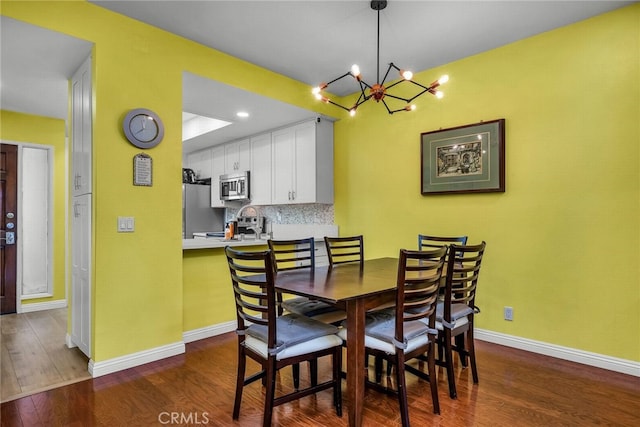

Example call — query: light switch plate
[117,216,135,232]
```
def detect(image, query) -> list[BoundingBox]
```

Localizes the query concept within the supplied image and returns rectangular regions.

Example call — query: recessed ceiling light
[236,111,249,118]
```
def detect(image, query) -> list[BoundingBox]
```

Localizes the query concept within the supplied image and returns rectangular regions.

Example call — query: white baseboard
[20,299,67,313]
[88,341,185,378]
[183,320,236,343]
[475,329,640,377]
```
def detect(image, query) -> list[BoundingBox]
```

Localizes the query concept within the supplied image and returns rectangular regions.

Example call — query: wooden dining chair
[269,238,345,324]
[324,235,364,267]
[338,247,447,426]
[225,246,343,427]
[418,234,468,251]
[435,241,486,399]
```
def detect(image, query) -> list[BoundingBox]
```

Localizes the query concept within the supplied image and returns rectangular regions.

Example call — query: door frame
[1,140,56,313]
[1,143,18,314]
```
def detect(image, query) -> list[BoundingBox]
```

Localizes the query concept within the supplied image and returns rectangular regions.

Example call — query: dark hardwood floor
[1,332,638,426]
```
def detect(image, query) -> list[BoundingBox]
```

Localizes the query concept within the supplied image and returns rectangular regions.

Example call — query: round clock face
[123,108,164,149]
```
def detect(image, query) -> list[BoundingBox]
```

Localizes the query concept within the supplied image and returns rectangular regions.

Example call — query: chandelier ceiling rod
[312,0,449,116]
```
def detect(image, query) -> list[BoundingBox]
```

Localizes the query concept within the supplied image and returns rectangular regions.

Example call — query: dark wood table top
[273,257,400,303]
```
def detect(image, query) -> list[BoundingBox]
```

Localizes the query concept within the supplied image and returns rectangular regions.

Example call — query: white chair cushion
[245,334,343,360]
[337,327,430,354]
[432,316,469,331]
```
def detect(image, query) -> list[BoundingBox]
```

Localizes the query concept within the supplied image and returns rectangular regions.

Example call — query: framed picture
[421,119,505,195]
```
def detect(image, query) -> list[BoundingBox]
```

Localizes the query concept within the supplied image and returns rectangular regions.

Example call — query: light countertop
[182,223,339,250]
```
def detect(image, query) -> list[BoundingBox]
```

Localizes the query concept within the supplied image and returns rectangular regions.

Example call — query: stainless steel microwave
[220,171,250,201]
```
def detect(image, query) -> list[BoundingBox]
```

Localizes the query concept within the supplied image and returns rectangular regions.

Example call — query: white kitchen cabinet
[186,148,212,179]
[71,56,92,197]
[210,144,226,207]
[71,193,91,357]
[225,139,250,173]
[249,133,272,205]
[271,119,333,205]
[70,56,92,358]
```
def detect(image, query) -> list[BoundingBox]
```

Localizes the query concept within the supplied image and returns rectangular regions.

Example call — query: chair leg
[427,342,440,414]
[233,345,246,420]
[395,352,410,427]
[310,359,318,387]
[443,329,457,399]
[333,347,343,417]
[292,363,300,389]
[455,334,468,367]
[263,357,277,427]
[374,355,384,383]
[467,327,479,384]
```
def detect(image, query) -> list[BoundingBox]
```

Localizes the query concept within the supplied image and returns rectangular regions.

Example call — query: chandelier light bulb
[435,91,444,99]
[349,108,357,117]
[438,75,449,85]
[351,64,361,77]
[314,92,323,100]
[312,86,321,95]
[404,104,417,111]
[401,70,413,80]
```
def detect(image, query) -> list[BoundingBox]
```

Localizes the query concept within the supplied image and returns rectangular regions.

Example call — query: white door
[71,56,92,196]
[71,194,91,357]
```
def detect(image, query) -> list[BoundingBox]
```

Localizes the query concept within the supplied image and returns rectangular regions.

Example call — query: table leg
[346,299,365,427]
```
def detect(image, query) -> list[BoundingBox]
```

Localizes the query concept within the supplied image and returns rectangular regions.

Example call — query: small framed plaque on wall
[133,153,153,186]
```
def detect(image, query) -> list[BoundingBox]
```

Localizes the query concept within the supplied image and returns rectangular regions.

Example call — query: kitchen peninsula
[182,223,338,341]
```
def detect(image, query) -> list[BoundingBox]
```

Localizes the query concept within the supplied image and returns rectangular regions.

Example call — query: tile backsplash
[226,204,334,227]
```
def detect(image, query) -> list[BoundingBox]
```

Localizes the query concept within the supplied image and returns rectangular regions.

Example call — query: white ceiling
[1,1,633,152]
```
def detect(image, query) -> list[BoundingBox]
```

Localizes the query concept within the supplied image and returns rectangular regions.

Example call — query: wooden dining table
[274,257,400,427]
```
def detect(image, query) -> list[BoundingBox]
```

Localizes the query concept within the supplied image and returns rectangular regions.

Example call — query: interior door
[1,143,18,314]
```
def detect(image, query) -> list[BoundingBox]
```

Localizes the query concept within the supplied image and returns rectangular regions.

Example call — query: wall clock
[122,108,164,149]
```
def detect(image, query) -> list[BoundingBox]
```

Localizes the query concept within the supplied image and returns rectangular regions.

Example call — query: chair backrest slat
[268,238,315,272]
[226,247,277,345]
[395,247,447,337]
[442,242,486,320]
[325,235,364,267]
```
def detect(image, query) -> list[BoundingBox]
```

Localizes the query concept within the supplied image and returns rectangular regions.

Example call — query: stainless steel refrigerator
[182,184,224,238]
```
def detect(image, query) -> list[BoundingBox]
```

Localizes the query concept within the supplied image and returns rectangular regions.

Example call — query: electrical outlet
[504,306,514,321]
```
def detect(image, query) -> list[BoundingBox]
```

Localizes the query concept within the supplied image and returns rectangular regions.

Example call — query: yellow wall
[0,111,67,304]
[3,1,638,364]
[334,5,639,361]
[2,0,330,362]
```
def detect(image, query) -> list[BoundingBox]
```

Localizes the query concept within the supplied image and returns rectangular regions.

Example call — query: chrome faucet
[235,204,258,219]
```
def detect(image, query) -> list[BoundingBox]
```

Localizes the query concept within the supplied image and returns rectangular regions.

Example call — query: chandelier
[312,0,449,116]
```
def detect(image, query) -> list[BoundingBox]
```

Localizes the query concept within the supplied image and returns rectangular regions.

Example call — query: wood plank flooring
[1,308,90,403]
[2,330,639,426]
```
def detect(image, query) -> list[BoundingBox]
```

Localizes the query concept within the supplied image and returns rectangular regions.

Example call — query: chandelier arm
[325,71,356,87]
[379,62,395,86]
[383,92,412,103]
[381,98,395,115]
[325,98,355,113]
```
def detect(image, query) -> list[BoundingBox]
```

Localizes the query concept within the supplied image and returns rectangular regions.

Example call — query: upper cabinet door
[250,133,272,205]
[186,149,212,179]
[71,56,92,196]
[210,145,226,208]
[271,119,334,205]
[224,139,250,173]
[271,127,296,204]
